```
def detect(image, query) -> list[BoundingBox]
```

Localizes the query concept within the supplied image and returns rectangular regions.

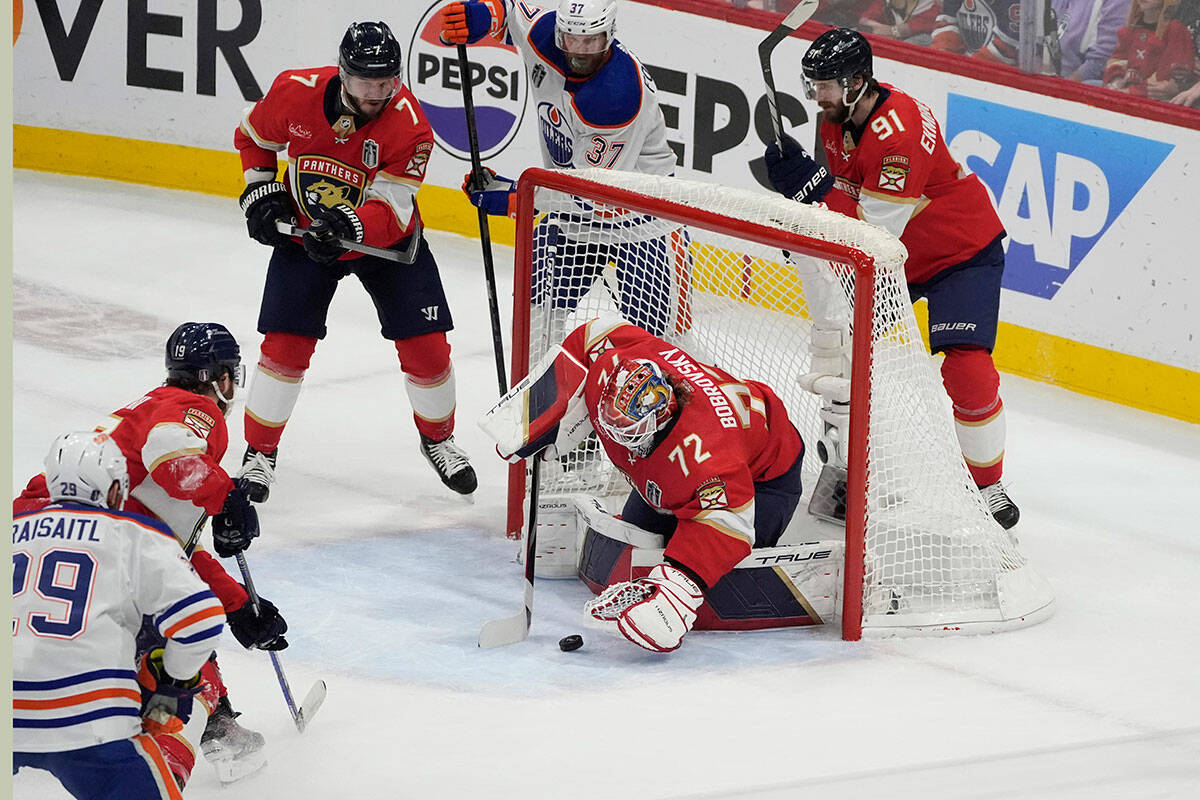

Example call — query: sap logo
[408,1,527,161]
[945,95,1173,299]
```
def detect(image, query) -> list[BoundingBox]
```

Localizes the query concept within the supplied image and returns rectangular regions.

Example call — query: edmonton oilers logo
[408,1,528,161]
[539,103,573,167]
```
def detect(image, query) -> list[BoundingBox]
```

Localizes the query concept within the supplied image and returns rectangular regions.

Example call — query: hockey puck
[558,634,584,652]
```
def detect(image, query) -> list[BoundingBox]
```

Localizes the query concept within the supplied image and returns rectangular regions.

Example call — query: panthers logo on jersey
[295,155,366,218]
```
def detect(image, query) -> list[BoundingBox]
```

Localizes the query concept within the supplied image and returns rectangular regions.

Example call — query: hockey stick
[758,0,820,146]
[275,220,421,265]
[234,553,326,732]
[457,43,509,394]
[478,459,541,647]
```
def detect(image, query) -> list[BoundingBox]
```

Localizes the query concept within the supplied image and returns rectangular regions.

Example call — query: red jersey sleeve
[354,85,436,244]
[13,473,50,514]
[190,549,249,612]
[662,466,758,589]
[235,69,321,176]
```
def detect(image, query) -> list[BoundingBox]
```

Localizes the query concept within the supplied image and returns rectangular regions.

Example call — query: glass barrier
[716,0,1200,110]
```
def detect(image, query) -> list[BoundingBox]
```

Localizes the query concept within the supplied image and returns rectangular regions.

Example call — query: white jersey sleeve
[12,504,225,753]
[497,1,676,176]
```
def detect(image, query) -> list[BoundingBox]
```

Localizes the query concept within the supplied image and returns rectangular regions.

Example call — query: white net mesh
[515,168,1053,636]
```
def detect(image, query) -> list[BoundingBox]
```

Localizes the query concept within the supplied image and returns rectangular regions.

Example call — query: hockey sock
[243,332,317,453]
[396,333,456,441]
[941,347,1006,486]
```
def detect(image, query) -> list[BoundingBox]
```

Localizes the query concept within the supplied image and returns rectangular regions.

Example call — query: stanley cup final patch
[695,477,729,510]
[878,154,910,192]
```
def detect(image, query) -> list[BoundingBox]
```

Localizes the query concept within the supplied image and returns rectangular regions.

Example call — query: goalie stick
[478,459,541,648]
[758,0,821,146]
[235,554,326,732]
[275,219,421,265]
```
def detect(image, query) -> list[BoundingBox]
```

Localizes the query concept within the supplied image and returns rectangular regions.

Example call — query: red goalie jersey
[235,66,434,250]
[820,83,1004,284]
[494,319,804,587]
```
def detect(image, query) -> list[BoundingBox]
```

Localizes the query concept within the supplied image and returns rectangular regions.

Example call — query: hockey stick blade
[758,0,820,144]
[274,220,420,264]
[295,680,327,733]
[478,581,534,648]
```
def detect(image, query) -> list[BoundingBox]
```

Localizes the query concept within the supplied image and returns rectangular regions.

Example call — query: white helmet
[44,431,129,509]
[555,0,617,53]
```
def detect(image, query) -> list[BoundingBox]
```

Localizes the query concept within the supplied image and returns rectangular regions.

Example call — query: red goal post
[505,167,1054,640]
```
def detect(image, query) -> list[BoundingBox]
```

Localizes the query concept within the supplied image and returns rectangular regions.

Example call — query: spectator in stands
[1103,0,1196,97]
[931,0,1023,65]
[815,0,877,29]
[1170,0,1200,102]
[857,0,940,45]
[1051,0,1131,82]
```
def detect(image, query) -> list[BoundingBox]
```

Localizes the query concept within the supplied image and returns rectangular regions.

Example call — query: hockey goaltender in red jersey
[481,316,806,653]
[763,27,1020,530]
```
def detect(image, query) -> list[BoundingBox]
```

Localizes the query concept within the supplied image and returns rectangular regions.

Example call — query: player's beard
[566,51,606,78]
[342,89,389,122]
[820,100,851,125]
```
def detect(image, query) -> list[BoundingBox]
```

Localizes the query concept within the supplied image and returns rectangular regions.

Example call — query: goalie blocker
[536,495,840,630]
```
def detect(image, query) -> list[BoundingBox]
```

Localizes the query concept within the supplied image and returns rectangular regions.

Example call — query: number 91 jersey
[571,320,804,586]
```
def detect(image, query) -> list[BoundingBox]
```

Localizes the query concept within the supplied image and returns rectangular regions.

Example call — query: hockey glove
[764,134,834,205]
[438,1,495,45]
[239,181,296,247]
[227,596,289,651]
[462,168,517,218]
[211,480,260,559]
[585,563,704,652]
[302,203,364,264]
[138,647,204,731]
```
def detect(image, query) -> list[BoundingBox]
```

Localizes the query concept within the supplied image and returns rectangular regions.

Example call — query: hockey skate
[419,434,478,495]
[980,481,1020,530]
[200,697,268,784]
[238,445,277,503]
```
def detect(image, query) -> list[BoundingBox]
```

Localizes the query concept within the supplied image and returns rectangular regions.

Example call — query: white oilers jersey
[498,1,675,176]
[13,503,225,753]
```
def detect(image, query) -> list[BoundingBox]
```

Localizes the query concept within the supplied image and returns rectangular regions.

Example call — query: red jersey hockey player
[481,316,806,652]
[763,28,1019,530]
[234,20,476,501]
[13,323,286,787]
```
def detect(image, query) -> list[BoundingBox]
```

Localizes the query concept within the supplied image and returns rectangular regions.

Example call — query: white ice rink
[11,171,1200,799]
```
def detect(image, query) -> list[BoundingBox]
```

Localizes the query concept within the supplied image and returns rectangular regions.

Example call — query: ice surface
[11,172,1200,799]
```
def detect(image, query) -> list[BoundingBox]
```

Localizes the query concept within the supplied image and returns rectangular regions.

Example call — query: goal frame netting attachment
[505,167,1054,641]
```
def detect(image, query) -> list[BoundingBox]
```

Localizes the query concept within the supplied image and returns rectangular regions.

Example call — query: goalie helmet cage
[506,167,1054,641]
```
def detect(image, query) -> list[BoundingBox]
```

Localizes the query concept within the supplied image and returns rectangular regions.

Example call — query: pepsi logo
[407,1,528,161]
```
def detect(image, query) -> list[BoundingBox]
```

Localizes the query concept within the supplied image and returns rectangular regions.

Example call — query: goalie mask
[45,431,129,509]
[597,359,677,453]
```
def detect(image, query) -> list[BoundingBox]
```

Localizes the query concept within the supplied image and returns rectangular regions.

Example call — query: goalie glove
[462,167,517,218]
[138,648,204,732]
[303,203,364,264]
[764,134,833,205]
[585,563,705,652]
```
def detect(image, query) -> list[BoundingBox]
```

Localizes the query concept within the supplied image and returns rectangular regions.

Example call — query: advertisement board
[13,0,1200,418]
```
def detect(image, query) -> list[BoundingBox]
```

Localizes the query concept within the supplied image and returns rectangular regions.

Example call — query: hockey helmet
[597,358,677,453]
[45,431,129,509]
[339,21,403,79]
[165,322,243,386]
[801,27,873,100]
[555,0,616,58]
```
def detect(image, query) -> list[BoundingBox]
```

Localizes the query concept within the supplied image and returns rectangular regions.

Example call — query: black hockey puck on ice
[559,634,584,652]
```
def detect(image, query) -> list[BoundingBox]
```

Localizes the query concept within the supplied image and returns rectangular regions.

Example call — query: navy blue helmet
[802,28,873,85]
[165,322,243,387]
[339,21,402,79]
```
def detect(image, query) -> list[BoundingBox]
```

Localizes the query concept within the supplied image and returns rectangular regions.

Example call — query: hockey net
[507,167,1054,640]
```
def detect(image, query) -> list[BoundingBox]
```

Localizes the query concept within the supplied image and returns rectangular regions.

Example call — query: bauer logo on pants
[945,95,1174,300]
[408,1,528,161]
